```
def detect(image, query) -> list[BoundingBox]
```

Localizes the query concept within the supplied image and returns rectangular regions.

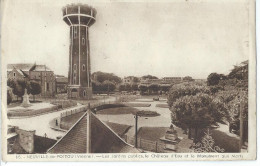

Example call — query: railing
[59,100,121,119]
[122,135,166,153]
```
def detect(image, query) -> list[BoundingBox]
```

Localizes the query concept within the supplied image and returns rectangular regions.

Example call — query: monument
[62,4,97,99]
[160,124,181,152]
[21,88,31,107]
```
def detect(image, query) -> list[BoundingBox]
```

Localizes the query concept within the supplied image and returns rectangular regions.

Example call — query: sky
[2,0,249,79]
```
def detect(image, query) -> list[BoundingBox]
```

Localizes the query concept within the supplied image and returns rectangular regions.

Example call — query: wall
[15,128,35,154]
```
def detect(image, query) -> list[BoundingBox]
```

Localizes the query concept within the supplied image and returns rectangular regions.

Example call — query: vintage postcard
[1,0,256,162]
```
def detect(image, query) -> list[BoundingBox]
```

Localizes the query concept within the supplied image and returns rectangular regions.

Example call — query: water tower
[62,4,97,99]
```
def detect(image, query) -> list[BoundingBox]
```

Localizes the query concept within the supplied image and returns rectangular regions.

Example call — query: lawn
[155,103,169,108]
[137,127,168,141]
[96,107,139,115]
[96,107,160,117]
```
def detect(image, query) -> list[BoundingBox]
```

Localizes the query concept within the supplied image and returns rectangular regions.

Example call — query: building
[7,63,56,97]
[47,110,140,153]
[55,75,68,94]
[162,77,182,83]
[7,126,56,154]
[63,4,96,99]
[7,67,28,81]
[122,76,139,85]
[29,65,56,97]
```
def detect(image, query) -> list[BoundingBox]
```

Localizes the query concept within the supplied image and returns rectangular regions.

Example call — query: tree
[133,77,140,83]
[207,73,221,86]
[183,76,194,82]
[12,81,25,101]
[119,84,126,92]
[209,85,224,94]
[92,71,122,84]
[142,75,158,80]
[7,91,12,105]
[228,60,248,80]
[124,84,131,92]
[160,84,171,92]
[168,82,210,108]
[148,84,159,95]
[30,81,41,101]
[92,81,102,93]
[171,93,227,142]
[138,84,148,95]
[131,83,139,91]
[102,80,116,94]
[7,79,16,88]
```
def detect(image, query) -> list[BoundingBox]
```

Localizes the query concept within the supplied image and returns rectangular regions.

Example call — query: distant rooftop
[7,63,53,72]
[7,63,34,71]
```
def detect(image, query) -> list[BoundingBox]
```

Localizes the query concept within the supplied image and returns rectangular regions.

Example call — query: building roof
[7,63,53,72]
[8,68,28,78]
[7,133,56,154]
[47,112,140,153]
[7,64,34,72]
[32,65,52,72]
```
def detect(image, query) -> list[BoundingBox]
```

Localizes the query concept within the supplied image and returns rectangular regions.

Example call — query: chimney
[15,128,36,154]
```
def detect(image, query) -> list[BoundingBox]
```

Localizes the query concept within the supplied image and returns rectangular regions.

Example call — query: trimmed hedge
[8,105,59,118]
[124,103,151,107]
[155,104,169,108]
[92,103,126,113]
[51,100,77,109]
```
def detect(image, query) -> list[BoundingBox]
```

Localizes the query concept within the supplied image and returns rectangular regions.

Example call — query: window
[74,64,77,71]
[47,83,49,91]
[82,38,85,45]
[82,64,86,71]
[73,77,76,84]
[83,90,86,97]
[13,73,16,77]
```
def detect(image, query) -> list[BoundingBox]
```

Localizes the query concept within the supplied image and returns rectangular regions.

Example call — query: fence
[60,106,87,118]
[59,100,122,119]
[122,135,166,153]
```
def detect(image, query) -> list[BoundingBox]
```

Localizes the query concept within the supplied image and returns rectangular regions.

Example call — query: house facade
[7,63,56,97]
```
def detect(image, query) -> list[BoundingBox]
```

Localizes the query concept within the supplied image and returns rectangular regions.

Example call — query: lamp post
[134,113,139,148]
[239,69,245,152]
[134,112,149,148]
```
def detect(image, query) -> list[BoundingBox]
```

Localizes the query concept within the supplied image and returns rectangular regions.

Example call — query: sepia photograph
[1,0,256,162]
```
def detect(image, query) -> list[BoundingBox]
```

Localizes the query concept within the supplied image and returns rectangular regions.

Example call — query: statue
[21,88,31,107]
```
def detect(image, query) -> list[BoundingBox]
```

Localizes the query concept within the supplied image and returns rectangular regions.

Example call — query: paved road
[8,103,85,139]
[96,100,172,138]
[8,96,116,140]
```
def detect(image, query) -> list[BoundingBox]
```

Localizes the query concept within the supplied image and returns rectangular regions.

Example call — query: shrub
[170,93,227,142]
[168,82,210,108]
[7,91,12,105]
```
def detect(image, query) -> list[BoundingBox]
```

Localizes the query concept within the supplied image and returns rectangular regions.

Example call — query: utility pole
[87,103,91,153]
[239,70,245,152]
[239,91,244,152]
[134,113,138,148]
